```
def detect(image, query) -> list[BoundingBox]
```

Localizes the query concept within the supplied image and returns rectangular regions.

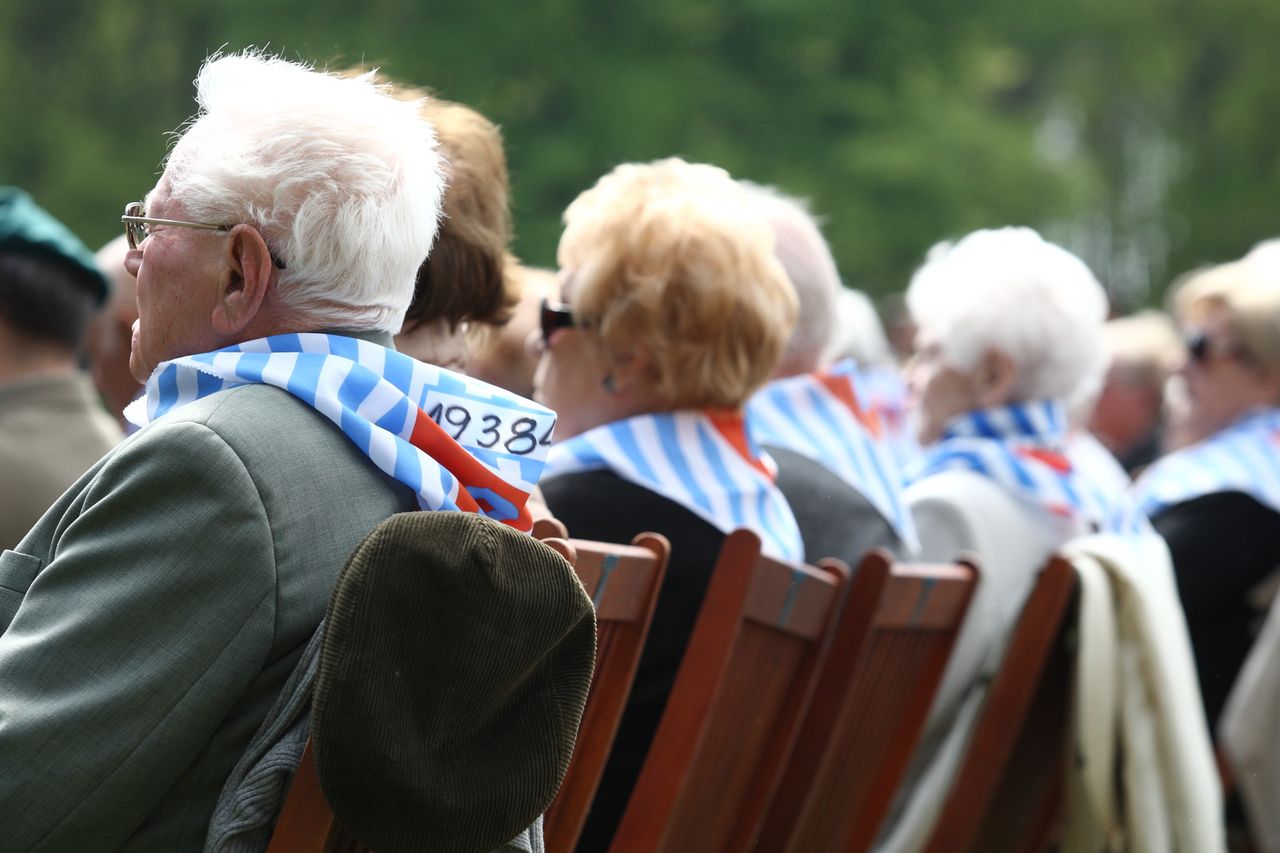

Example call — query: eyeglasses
[540,298,577,344]
[122,202,228,250]
[1184,328,1248,365]
[121,202,286,269]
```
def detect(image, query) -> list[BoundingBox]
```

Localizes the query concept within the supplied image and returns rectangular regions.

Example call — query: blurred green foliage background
[2,0,1277,309]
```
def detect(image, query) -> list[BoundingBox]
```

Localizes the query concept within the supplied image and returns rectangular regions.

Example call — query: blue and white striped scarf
[905,400,1153,537]
[1133,408,1280,518]
[1066,431,1133,495]
[544,410,804,562]
[123,333,556,531]
[747,359,918,550]
[856,363,922,472]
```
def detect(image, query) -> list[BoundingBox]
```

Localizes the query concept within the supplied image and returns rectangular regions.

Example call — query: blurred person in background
[469,262,558,398]
[1133,254,1280,728]
[881,291,917,364]
[0,187,121,550]
[1215,232,1280,853]
[824,285,920,469]
[742,183,916,562]
[86,234,143,430]
[823,286,894,368]
[533,158,799,850]
[1087,310,1182,475]
[880,227,1148,853]
[382,82,519,371]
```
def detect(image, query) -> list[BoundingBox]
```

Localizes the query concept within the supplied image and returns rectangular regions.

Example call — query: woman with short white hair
[878,226,1145,853]
[907,228,1108,442]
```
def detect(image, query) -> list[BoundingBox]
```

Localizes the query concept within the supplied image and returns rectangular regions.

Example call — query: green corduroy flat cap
[0,187,109,303]
[312,511,596,853]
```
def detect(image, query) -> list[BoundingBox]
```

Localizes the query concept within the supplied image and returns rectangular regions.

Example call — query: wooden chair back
[759,549,979,853]
[534,526,671,853]
[608,528,850,853]
[266,741,363,853]
[921,555,1077,853]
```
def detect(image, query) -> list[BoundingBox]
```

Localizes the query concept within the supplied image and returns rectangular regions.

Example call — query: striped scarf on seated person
[123,333,555,531]
[747,358,919,551]
[904,400,1154,537]
[852,361,922,471]
[1132,407,1280,518]
[544,410,804,562]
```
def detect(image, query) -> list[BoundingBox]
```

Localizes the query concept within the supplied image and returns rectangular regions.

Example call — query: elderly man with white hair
[875,226,1158,853]
[0,52,562,851]
[743,183,916,565]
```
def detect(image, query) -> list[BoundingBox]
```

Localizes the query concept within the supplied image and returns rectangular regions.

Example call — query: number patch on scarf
[427,399,555,456]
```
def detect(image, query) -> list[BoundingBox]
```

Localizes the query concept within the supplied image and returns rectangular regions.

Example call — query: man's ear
[211,224,276,336]
[974,347,1018,407]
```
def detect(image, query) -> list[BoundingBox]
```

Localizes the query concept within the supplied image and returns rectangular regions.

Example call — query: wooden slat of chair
[921,555,1078,853]
[759,549,979,853]
[266,739,369,853]
[968,630,1071,853]
[531,517,569,541]
[608,528,850,853]
[535,528,671,853]
[265,740,336,853]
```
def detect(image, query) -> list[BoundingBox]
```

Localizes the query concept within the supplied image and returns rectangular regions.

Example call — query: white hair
[162,50,445,332]
[907,226,1109,401]
[739,182,839,375]
[823,288,894,367]
[1245,238,1280,282]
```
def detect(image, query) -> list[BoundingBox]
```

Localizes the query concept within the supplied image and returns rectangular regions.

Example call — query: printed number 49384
[427,403,554,455]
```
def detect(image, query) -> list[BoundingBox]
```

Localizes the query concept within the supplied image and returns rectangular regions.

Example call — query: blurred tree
[0,0,1274,310]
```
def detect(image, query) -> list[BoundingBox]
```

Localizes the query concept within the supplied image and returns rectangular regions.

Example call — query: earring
[602,373,617,394]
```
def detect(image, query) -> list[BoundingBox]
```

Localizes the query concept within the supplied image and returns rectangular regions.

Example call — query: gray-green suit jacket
[0,350,417,851]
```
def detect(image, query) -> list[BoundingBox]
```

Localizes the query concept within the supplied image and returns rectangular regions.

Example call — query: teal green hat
[0,187,109,304]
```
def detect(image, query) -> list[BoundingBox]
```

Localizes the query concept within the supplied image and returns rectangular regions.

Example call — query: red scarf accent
[706,409,774,482]
[817,371,884,439]
[408,408,535,530]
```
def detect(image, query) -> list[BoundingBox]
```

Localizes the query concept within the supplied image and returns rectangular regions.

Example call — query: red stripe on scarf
[1014,446,1073,474]
[707,409,774,482]
[817,371,884,439]
[408,408,534,531]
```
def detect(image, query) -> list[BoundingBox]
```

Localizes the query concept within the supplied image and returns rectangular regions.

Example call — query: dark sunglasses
[1184,328,1247,365]
[539,298,576,344]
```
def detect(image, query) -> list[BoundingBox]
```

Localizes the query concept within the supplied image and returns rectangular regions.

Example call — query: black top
[1152,490,1280,727]
[767,444,905,566]
[540,469,725,852]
